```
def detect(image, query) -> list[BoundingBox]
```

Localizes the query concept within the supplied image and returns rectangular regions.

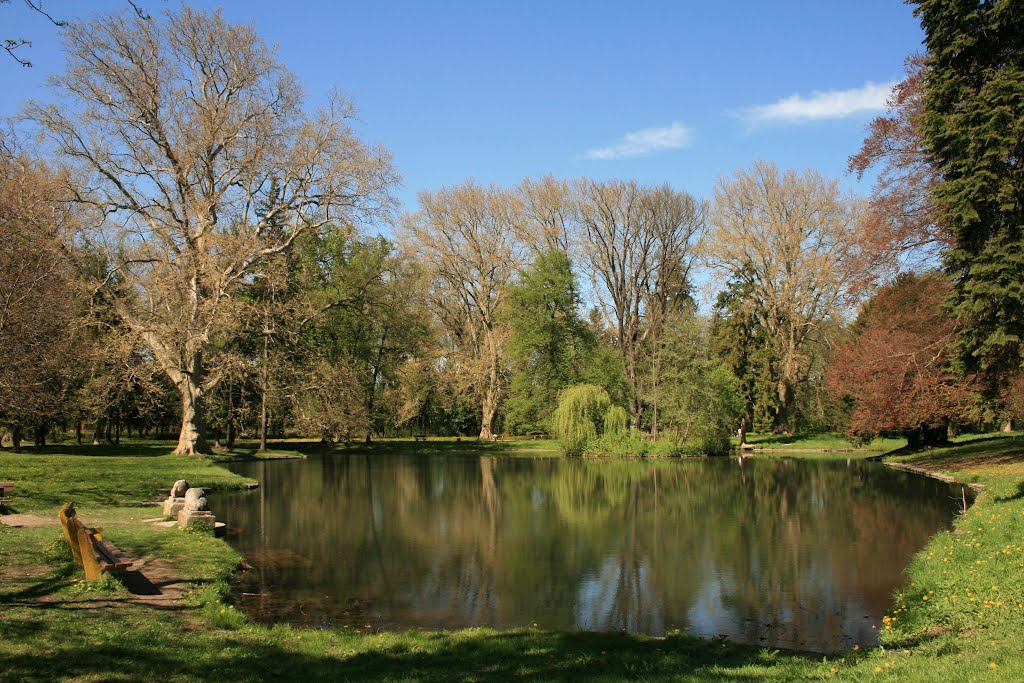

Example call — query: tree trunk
[773,379,796,435]
[12,424,23,452]
[173,354,212,455]
[75,420,83,445]
[226,381,236,450]
[479,328,501,440]
[34,424,46,452]
[92,417,106,445]
[480,390,498,440]
[259,334,269,451]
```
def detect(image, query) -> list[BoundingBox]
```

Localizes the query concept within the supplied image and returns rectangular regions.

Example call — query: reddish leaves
[828,274,972,439]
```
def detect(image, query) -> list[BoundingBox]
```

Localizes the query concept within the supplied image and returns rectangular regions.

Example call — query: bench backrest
[58,502,83,565]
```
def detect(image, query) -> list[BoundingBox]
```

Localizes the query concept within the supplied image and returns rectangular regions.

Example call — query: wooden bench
[58,502,133,581]
[528,431,546,440]
[413,434,428,441]
[0,481,13,507]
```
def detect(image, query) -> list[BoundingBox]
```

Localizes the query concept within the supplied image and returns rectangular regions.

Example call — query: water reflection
[220,454,969,653]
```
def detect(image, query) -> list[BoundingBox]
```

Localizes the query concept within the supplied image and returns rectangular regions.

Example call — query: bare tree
[0,141,83,449]
[705,161,860,434]
[515,175,578,256]
[400,182,524,439]
[26,7,396,454]
[576,179,705,431]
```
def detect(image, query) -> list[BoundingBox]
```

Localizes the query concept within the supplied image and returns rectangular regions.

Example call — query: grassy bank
[2,435,1023,681]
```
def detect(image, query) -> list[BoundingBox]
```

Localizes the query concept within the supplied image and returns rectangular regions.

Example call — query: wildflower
[990,662,998,669]
[875,666,883,673]
[854,645,860,651]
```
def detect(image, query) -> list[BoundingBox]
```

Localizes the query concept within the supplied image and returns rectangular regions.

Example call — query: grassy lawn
[2,434,1023,681]
[741,431,907,452]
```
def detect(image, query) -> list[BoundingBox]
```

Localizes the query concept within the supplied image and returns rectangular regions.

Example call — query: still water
[220,454,968,653]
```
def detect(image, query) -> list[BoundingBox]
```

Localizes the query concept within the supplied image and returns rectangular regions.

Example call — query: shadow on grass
[0,627,813,682]
[0,563,76,603]
[14,441,179,458]
[899,434,1024,470]
[995,480,1024,503]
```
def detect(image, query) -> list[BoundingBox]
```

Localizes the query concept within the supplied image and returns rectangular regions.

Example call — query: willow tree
[553,384,611,456]
[705,161,859,434]
[400,182,523,439]
[27,7,396,454]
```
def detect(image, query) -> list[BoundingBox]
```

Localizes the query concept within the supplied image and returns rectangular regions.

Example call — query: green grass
[3,434,1024,681]
[741,431,907,452]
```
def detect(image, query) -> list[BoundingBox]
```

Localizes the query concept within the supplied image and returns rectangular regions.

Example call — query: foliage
[847,54,948,283]
[657,316,742,455]
[503,249,595,435]
[828,272,973,445]
[292,359,369,445]
[400,182,523,439]
[552,384,611,456]
[709,265,779,431]
[705,161,860,434]
[602,405,628,436]
[577,179,705,430]
[25,6,396,453]
[914,0,1024,390]
[0,145,84,447]
[589,404,648,455]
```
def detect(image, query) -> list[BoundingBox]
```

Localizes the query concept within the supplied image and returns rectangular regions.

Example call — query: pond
[219,453,970,653]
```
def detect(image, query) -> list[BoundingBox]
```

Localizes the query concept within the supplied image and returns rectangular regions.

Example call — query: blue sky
[2,1,924,213]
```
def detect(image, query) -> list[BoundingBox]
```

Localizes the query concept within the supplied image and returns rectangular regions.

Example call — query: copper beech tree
[827,273,971,448]
[27,7,396,454]
[847,55,950,285]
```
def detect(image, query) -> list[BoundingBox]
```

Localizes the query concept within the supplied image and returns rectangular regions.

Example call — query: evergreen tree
[503,249,595,435]
[709,266,779,432]
[914,0,1024,390]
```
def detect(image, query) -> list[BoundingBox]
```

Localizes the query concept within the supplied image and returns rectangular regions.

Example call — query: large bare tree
[705,161,860,434]
[26,7,396,454]
[576,179,705,431]
[400,182,524,439]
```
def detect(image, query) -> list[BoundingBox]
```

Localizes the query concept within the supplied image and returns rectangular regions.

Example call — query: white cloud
[584,121,692,160]
[741,81,897,124]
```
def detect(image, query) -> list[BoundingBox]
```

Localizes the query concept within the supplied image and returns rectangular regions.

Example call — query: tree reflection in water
[221,454,968,653]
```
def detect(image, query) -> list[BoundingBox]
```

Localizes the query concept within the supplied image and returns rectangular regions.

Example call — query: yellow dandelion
[875,666,883,673]
[990,662,998,669]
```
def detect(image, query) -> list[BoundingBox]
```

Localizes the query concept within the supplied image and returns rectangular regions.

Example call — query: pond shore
[2,434,1023,681]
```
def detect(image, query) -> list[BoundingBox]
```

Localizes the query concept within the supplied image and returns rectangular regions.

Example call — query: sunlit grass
[741,431,906,452]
